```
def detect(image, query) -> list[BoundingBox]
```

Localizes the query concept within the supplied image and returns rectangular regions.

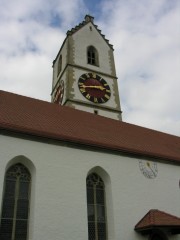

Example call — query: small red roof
[135,209,180,234]
[0,90,180,163]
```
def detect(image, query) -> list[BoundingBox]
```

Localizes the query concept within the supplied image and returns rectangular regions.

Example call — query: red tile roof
[135,209,180,233]
[0,90,180,163]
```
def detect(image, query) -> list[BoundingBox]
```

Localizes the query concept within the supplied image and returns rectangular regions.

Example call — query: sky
[0,0,180,136]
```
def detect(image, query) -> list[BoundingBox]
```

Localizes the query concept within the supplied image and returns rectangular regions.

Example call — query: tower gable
[68,21,115,76]
[67,15,114,50]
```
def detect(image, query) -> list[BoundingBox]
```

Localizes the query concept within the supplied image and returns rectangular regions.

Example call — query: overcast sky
[0,0,180,136]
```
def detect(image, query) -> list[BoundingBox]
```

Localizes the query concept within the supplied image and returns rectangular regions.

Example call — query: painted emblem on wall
[78,72,111,103]
[139,160,158,179]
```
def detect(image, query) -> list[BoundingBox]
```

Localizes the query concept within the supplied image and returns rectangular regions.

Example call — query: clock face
[139,160,158,179]
[78,73,111,103]
[53,80,64,105]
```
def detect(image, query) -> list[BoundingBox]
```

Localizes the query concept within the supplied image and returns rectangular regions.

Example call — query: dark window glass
[15,220,28,240]
[87,46,98,66]
[88,222,96,240]
[0,219,13,240]
[86,173,106,240]
[0,163,31,240]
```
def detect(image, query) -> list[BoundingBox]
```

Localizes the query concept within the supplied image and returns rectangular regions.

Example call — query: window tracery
[86,173,106,240]
[0,163,31,240]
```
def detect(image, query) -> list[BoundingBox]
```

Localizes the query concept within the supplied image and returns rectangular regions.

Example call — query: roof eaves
[135,209,180,234]
[1,123,180,164]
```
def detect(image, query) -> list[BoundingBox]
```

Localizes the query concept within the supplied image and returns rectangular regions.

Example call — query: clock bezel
[78,72,111,104]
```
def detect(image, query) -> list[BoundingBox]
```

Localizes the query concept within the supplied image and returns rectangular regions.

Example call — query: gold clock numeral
[80,77,86,81]
[94,98,98,103]
[106,89,110,93]
[105,94,110,99]
[79,82,84,86]
[101,98,105,103]
[80,88,86,93]
[92,73,96,78]
[86,73,90,78]
[86,93,91,99]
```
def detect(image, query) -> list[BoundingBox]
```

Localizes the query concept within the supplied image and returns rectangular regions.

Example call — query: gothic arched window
[0,163,31,240]
[150,233,167,240]
[86,173,107,240]
[87,46,99,66]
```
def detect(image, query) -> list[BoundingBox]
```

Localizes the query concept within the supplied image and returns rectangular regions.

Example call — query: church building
[0,15,180,240]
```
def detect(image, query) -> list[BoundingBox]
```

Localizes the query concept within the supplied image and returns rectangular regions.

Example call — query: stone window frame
[87,46,99,66]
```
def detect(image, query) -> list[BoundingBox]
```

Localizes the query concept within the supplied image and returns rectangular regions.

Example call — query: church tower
[51,15,122,120]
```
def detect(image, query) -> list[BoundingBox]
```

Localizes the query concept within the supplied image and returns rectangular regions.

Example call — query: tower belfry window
[57,54,62,77]
[86,173,107,240]
[87,46,99,66]
[0,163,31,240]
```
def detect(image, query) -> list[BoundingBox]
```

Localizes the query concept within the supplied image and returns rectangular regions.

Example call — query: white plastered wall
[0,134,180,240]
[74,104,120,120]
[52,39,68,93]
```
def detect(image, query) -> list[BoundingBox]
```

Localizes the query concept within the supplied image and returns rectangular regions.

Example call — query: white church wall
[0,134,180,240]
[111,155,180,240]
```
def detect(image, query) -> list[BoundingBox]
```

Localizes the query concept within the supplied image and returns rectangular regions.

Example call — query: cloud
[0,0,85,99]
[98,0,180,135]
[0,0,86,26]
[0,0,179,136]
